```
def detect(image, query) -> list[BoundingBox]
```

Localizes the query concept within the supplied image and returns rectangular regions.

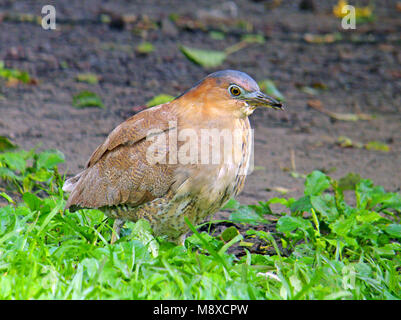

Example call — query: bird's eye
[229,85,241,97]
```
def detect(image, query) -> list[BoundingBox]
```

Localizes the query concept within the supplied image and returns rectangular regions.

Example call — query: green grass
[0,148,400,299]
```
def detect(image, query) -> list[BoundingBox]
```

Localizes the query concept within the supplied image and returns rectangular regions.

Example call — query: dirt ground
[0,1,400,226]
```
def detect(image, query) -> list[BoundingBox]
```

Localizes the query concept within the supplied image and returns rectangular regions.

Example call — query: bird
[63,70,283,244]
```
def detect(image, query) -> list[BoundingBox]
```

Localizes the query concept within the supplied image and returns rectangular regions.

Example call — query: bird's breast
[172,117,252,206]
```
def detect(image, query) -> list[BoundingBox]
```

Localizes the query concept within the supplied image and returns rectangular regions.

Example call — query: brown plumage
[63,70,283,244]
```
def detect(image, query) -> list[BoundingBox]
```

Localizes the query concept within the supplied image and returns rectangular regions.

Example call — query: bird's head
[174,70,283,118]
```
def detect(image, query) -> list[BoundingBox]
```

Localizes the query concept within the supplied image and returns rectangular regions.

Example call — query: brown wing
[64,103,178,211]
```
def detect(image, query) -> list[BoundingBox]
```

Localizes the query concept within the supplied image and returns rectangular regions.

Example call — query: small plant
[0,148,64,195]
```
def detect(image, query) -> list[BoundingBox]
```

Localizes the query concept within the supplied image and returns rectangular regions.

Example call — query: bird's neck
[171,98,254,123]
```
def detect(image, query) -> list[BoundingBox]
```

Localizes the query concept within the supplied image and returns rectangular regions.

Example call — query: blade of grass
[218,233,243,255]
[184,217,228,270]
[37,201,62,235]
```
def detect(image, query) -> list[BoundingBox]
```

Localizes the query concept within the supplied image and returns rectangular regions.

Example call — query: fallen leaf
[311,82,328,90]
[336,137,389,152]
[241,34,265,44]
[72,91,105,109]
[75,73,99,84]
[253,166,266,171]
[307,99,323,109]
[209,31,225,40]
[0,61,32,85]
[307,99,374,121]
[258,79,285,101]
[6,78,19,87]
[220,226,240,242]
[365,141,390,152]
[337,136,353,148]
[136,42,155,55]
[179,45,226,68]
[290,171,306,179]
[266,186,293,195]
[300,86,319,95]
[146,94,175,107]
[304,33,342,44]
[297,82,328,95]
[337,136,363,148]
[333,0,373,19]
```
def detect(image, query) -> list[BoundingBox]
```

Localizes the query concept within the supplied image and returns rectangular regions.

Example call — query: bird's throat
[239,103,256,117]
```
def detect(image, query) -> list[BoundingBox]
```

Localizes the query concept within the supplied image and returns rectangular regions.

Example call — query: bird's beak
[243,91,284,110]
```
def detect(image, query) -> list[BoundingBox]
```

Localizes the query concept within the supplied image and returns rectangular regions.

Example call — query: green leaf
[22,192,43,211]
[355,210,383,223]
[221,226,240,242]
[338,172,362,191]
[0,192,14,204]
[355,179,389,210]
[222,198,240,210]
[229,206,268,225]
[179,45,226,68]
[36,150,65,169]
[385,224,401,239]
[0,167,20,180]
[310,194,339,222]
[373,244,396,257]
[72,91,105,109]
[379,193,401,211]
[249,201,273,216]
[28,168,53,182]
[304,171,331,196]
[0,62,31,83]
[135,42,155,54]
[330,216,356,238]
[75,73,99,84]
[0,136,17,151]
[81,258,100,279]
[209,31,225,40]
[299,86,319,95]
[258,79,285,101]
[365,141,390,152]
[241,34,265,44]
[129,219,159,257]
[1,152,26,172]
[267,197,292,208]
[146,94,175,107]
[290,196,312,214]
[277,216,312,234]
